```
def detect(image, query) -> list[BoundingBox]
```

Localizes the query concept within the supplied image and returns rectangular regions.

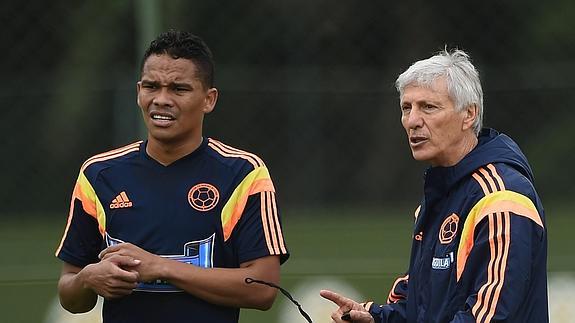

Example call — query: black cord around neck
[245,277,313,323]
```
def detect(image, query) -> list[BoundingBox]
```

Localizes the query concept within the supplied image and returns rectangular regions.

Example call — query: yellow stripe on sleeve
[221,167,275,241]
[456,190,542,282]
[76,172,107,235]
[55,172,107,256]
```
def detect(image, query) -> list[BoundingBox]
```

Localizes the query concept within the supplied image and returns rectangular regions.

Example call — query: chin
[149,132,178,144]
[411,151,434,163]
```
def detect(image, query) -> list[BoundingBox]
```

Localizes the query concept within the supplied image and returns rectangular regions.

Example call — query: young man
[321,49,548,322]
[56,30,289,323]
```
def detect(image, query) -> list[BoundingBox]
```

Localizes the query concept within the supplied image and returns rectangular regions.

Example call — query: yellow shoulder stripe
[76,172,107,234]
[221,167,275,241]
[456,190,542,281]
[55,172,106,256]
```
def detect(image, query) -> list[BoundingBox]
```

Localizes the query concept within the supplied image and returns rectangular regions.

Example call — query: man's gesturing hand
[320,290,374,323]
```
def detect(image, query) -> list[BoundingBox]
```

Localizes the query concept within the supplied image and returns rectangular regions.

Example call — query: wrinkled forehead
[141,54,200,80]
[404,75,447,92]
[400,77,449,101]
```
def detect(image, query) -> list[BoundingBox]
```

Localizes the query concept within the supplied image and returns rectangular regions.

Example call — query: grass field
[1,205,573,322]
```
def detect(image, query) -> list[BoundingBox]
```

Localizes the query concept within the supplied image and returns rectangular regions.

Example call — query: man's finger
[99,243,123,259]
[115,255,141,267]
[320,289,353,306]
[111,263,140,282]
[102,254,141,268]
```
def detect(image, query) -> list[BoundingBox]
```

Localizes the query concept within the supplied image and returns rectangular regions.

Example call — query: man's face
[400,78,472,167]
[137,54,217,146]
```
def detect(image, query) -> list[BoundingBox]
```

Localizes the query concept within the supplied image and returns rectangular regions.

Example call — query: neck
[146,136,204,166]
[436,133,478,167]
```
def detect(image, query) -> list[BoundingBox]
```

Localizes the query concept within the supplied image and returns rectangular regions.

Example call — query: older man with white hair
[321,49,548,323]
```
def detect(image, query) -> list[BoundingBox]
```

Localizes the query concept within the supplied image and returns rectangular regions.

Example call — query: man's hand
[81,254,140,299]
[320,290,374,323]
[99,242,165,283]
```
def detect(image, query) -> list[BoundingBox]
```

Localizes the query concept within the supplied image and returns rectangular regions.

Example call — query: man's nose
[152,87,174,107]
[405,108,423,129]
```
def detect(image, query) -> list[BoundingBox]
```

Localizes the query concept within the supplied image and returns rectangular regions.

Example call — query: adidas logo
[110,191,133,209]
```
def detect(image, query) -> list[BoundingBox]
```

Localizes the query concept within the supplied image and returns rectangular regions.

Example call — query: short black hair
[140,30,215,88]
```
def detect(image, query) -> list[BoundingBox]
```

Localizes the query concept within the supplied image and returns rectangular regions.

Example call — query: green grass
[0,205,573,322]
[0,216,64,322]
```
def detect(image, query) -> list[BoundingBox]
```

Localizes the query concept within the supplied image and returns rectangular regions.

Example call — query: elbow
[59,298,96,314]
[58,290,97,314]
[255,299,274,311]
[64,306,92,314]
[251,288,278,311]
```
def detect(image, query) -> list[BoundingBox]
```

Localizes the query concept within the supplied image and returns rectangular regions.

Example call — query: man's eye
[401,106,411,113]
[142,84,156,89]
[175,87,189,92]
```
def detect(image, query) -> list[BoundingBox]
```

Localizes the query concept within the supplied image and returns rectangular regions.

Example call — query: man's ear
[462,104,478,131]
[203,88,218,114]
[136,82,142,107]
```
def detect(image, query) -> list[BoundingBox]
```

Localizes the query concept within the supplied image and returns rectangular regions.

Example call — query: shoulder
[468,163,507,196]
[80,141,143,178]
[462,162,543,222]
[469,163,537,200]
[465,163,544,229]
[205,138,267,172]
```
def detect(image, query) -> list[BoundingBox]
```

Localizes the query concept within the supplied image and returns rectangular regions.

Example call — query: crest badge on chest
[439,213,459,244]
[188,183,220,212]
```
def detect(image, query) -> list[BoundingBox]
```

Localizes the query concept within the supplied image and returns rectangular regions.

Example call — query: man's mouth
[150,112,176,127]
[410,135,428,146]
[151,113,175,121]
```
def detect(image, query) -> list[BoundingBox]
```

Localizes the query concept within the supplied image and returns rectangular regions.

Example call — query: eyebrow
[140,80,193,88]
[402,98,443,106]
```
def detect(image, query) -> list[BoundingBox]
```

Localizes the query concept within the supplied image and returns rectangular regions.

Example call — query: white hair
[395,49,483,135]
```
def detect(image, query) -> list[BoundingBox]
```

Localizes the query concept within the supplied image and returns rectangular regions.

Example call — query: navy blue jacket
[369,129,548,322]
